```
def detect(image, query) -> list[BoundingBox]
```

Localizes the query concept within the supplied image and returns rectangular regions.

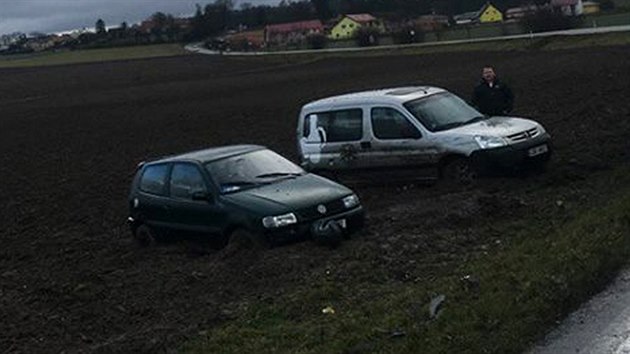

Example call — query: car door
[300,107,372,171]
[165,162,226,236]
[365,106,439,180]
[135,163,172,231]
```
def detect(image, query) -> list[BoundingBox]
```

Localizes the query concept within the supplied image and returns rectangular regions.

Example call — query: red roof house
[264,20,324,45]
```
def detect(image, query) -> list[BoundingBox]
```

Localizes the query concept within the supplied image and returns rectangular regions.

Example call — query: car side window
[139,164,169,196]
[303,109,363,143]
[169,163,207,200]
[371,107,422,140]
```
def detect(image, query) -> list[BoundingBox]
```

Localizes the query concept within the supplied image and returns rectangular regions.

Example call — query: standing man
[472,66,514,116]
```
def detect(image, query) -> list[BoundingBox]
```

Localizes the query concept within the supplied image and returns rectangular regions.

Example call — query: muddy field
[2,46,630,353]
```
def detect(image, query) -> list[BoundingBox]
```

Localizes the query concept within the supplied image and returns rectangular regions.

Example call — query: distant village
[0,0,609,54]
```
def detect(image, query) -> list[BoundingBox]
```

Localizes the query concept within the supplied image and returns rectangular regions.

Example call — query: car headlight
[537,124,546,135]
[474,135,507,149]
[342,194,360,209]
[262,213,297,228]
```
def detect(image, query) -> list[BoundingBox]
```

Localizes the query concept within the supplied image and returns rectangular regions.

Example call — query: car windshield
[403,92,485,132]
[206,149,305,194]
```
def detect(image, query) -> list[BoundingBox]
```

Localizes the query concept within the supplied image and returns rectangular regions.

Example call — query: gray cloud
[0,0,279,35]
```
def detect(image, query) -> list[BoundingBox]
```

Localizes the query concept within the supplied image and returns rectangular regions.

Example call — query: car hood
[222,173,353,215]
[444,116,538,137]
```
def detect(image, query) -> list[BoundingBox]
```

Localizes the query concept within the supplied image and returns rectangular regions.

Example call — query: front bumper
[264,206,365,244]
[470,133,552,173]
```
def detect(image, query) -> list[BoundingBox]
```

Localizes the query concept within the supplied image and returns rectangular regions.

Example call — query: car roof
[301,86,447,112]
[147,144,265,165]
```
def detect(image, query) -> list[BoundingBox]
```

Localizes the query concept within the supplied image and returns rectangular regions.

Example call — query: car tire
[441,157,476,185]
[133,224,157,247]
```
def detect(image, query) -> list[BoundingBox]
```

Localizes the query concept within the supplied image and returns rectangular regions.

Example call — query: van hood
[444,116,538,137]
[222,173,353,215]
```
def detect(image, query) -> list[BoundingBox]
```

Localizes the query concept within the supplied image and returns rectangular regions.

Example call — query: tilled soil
[1,47,630,353]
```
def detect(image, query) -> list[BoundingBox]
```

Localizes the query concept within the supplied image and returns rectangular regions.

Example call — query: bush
[522,9,582,33]
[306,33,327,49]
[355,26,380,47]
[392,26,424,44]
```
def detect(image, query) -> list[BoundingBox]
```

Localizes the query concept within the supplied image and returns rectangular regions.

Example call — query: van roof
[301,86,446,112]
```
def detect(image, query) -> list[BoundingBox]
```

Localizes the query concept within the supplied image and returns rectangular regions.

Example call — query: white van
[297,86,551,183]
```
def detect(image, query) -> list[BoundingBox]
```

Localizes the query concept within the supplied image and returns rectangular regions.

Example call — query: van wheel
[227,229,269,252]
[441,157,476,185]
[133,224,157,247]
[529,159,549,174]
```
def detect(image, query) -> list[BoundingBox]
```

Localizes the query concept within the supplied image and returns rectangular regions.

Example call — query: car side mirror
[191,190,212,202]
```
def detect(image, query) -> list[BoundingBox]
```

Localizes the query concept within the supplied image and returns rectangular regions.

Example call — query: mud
[1,47,630,352]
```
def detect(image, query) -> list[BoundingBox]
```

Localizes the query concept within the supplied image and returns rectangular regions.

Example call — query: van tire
[133,224,157,247]
[441,157,476,185]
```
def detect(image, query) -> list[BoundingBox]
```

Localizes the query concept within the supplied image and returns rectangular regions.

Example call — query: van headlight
[474,135,507,149]
[342,194,360,209]
[262,213,297,228]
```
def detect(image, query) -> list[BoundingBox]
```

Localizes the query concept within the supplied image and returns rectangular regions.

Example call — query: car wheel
[227,228,269,251]
[133,224,157,247]
[442,157,476,185]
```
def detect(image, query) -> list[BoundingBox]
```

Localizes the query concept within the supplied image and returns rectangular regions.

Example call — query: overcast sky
[0,0,279,35]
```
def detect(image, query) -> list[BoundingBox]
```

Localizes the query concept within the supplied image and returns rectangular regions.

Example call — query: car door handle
[360,141,371,149]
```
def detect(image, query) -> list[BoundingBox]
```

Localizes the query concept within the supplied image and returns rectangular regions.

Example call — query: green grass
[0,44,188,68]
[184,169,630,353]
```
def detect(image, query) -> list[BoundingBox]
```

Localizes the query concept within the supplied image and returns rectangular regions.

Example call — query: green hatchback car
[127,145,364,248]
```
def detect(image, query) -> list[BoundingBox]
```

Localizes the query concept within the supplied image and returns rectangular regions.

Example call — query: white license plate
[338,219,347,229]
[528,144,548,157]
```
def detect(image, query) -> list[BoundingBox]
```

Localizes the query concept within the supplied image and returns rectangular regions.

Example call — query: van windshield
[206,149,305,194]
[403,92,485,132]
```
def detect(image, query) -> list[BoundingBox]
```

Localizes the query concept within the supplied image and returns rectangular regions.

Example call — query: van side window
[303,109,362,143]
[139,164,169,196]
[371,107,422,140]
[170,163,207,200]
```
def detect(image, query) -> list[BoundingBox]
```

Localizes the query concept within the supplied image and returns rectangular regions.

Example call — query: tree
[311,0,332,20]
[522,9,581,33]
[355,26,380,47]
[600,0,615,10]
[306,32,327,49]
[95,19,106,35]
[189,4,206,40]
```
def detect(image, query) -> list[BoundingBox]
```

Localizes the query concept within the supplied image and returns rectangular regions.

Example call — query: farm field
[1,45,630,353]
[0,44,187,68]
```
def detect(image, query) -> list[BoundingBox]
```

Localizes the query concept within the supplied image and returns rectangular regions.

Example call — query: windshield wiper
[436,121,466,131]
[436,116,487,131]
[465,115,486,124]
[255,172,302,179]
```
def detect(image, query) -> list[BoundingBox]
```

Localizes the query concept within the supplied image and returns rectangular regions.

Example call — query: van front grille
[507,127,539,143]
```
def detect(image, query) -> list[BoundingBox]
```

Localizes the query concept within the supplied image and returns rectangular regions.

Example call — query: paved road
[186,25,630,56]
[529,268,630,354]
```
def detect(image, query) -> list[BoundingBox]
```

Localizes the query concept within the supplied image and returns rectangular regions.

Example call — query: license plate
[528,144,548,157]
[338,219,347,229]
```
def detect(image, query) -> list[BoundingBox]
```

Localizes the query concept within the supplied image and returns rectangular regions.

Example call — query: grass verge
[184,173,630,353]
[0,44,188,68]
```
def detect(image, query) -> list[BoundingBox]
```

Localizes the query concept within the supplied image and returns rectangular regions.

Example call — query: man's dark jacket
[471,79,514,116]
